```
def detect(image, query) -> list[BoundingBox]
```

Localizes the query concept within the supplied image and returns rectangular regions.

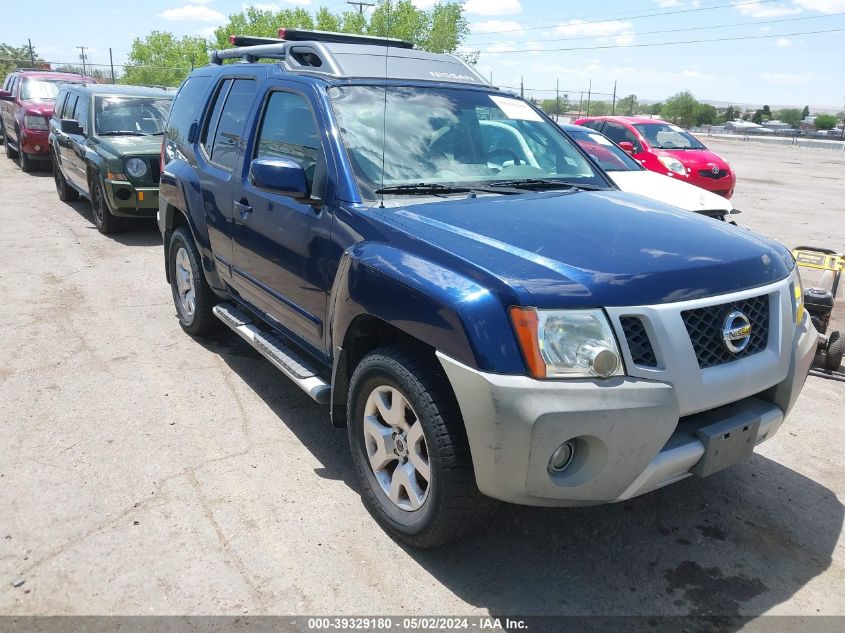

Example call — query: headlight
[125,157,148,179]
[23,114,48,130]
[792,269,805,325]
[658,155,687,175]
[510,307,624,379]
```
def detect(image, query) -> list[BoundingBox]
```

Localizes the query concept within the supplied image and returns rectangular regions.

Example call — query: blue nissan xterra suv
[159,29,817,548]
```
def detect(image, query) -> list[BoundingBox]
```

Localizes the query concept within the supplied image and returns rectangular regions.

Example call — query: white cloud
[654,0,680,6]
[471,20,524,35]
[776,37,793,46]
[760,25,771,30]
[760,71,811,84]
[794,0,845,11]
[249,2,282,10]
[158,5,226,22]
[411,0,438,7]
[552,19,635,45]
[734,1,801,17]
[463,0,522,16]
[186,0,213,3]
[198,26,218,38]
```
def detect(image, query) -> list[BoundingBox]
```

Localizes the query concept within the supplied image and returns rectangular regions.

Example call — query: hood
[21,100,54,117]
[379,190,791,308]
[659,147,729,171]
[95,134,162,156]
[608,170,732,213]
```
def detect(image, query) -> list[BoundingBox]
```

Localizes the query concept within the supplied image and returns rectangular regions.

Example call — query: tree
[122,31,210,87]
[649,102,663,116]
[55,64,113,83]
[751,109,763,124]
[801,105,810,118]
[661,91,698,128]
[694,103,717,126]
[761,104,772,119]
[814,114,837,130]
[0,42,45,80]
[724,105,736,121]
[774,107,803,128]
[616,94,638,115]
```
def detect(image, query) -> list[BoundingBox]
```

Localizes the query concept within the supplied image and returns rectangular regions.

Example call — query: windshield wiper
[375,182,520,196]
[489,178,606,191]
[97,130,150,137]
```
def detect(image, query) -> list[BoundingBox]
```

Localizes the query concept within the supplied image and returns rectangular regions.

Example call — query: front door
[231,88,332,353]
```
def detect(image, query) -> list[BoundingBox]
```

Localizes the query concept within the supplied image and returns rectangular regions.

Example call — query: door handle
[235,199,253,220]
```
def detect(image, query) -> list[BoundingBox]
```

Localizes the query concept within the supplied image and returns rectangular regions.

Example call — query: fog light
[549,441,575,473]
[34,144,41,151]
[578,344,621,378]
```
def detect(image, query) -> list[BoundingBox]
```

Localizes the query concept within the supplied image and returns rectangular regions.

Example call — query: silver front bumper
[437,281,817,507]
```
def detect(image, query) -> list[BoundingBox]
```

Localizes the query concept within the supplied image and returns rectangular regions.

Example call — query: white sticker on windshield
[588,133,613,146]
[489,95,543,122]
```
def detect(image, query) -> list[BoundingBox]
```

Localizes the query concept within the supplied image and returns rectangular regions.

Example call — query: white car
[478,120,736,221]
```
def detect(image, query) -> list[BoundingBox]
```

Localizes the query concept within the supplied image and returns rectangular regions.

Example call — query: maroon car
[574,116,736,199]
[0,69,96,171]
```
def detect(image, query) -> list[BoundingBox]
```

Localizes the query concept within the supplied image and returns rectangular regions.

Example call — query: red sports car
[573,116,736,198]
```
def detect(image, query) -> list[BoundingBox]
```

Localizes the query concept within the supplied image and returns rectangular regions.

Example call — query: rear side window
[205,78,257,172]
[166,75,211,153]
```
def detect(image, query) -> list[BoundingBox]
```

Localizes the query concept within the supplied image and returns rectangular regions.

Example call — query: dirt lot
[0,138,843,621]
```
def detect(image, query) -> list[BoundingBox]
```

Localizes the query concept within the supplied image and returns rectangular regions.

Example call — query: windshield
[633,122,705,150]
[567,129,643,172]
[329,85,608,199]
[20,78,67,101]
[94,96,172,135]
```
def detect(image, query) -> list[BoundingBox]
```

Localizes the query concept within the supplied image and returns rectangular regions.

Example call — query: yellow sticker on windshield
[489,96,543,122]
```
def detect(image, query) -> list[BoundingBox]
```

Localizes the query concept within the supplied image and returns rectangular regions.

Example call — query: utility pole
[586,79,592,116]
[109,48,115,84]
[27,39,35,67]
[556,78,560,121]
[611,80,617,115]
[520,75,524,99]
[347,1,374,14]
[578,91,583,117]
[77,46,87,76]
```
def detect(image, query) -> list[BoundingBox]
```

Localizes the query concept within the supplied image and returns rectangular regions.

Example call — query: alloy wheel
[174,247,196,320]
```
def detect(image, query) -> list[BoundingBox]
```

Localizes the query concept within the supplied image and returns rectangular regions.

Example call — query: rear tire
[824,331,843,371]
[53,152,79,202]
[347,345,496,548]
[4,129,18,159]
[168,225,220,337]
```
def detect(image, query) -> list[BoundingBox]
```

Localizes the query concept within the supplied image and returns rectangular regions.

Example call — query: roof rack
[15,68,83,75]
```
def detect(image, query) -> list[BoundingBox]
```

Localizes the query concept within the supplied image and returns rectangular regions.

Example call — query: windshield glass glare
[20,79,67,101]
[94,96,172,135]
[634,122,705,150]
[568,129,643,172]
[329,86,607,198]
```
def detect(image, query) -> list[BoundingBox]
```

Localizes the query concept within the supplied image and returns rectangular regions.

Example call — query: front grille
[681,295,769,368]
[149,159,161,184]
[698,168,729,180]
[620,316,657,367]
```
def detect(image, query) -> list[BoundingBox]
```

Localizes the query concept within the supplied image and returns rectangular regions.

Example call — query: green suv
[49,84,173,234]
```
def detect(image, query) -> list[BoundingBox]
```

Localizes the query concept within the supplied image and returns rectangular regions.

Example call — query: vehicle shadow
[59,198,161,246]
[202,334,842,625]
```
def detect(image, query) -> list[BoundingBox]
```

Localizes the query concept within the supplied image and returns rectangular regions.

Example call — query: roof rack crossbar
[276,27,413,48]
[210,44,288,65]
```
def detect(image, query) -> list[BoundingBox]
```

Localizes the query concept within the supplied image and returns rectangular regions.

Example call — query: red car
[573,116,736,198]
[0,69,96,172]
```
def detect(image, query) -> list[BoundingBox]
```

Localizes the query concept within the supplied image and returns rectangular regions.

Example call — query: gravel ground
[0,138,843,622]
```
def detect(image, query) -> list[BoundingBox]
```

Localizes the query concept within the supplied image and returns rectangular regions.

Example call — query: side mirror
[618,141,635,154]
[249,157,309,199]
[60,118,84,135]
[0,90,13,101]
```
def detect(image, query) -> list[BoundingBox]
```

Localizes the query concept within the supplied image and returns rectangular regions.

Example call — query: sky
[2,0,843,109]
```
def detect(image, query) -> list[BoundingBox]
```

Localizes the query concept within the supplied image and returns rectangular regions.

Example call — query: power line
[466,0,786,40]
[474,11,845,48]
[346,1,374,15]
[477,26,845,55]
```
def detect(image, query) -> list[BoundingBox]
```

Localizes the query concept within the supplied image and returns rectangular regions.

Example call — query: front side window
[62,94,78,119]
[602,122,642,153]
[94,96,172,136]
[255,91,321,189]
[568,130,642,172]
[634,122,705,150]
[329,85,607,200]
[20,78,66,101]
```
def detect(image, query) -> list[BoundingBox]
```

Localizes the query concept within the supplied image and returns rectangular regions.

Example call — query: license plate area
[691,415,760,477]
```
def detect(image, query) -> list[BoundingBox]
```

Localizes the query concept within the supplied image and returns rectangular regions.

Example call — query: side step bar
[212,304,331,404]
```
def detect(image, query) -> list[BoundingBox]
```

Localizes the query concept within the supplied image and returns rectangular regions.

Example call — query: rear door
[63,93,89,190]
[231,86,333,351]
[195,76,259,285]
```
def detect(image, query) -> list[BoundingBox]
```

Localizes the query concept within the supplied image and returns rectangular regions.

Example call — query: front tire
[18,147,35,172]
[90,174,121,234]
[4,129,18,159]
[168,225,219,337]
[825,331,843,371]
[347,345,495,548]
